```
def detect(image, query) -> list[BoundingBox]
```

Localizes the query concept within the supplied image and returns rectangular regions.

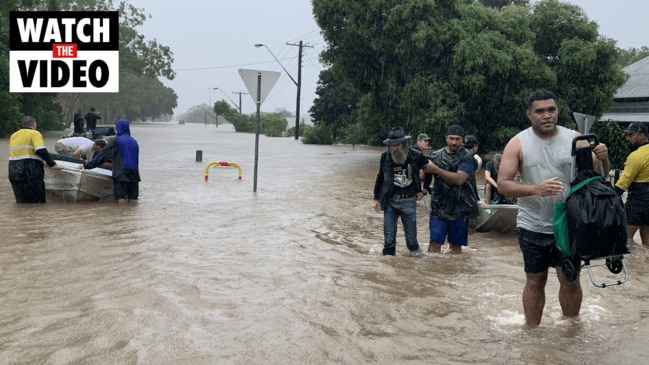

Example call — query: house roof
[615,56,649,99]
[599,112,649,122]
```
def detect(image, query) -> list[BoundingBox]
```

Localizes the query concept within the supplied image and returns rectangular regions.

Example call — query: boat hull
[44,160,114,202]
[472,204,518,234]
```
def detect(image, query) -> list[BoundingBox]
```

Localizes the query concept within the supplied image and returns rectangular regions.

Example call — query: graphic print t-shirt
[393,163,412,188]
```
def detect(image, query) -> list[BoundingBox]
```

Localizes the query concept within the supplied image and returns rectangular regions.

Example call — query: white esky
[129,0,648,118]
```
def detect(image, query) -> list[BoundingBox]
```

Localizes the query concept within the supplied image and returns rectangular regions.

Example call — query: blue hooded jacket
[115,119,139,169]
[84,119,140,183]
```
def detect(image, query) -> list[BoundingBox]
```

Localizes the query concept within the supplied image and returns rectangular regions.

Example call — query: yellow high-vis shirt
[615,143,649,191]
[9,129,46,162]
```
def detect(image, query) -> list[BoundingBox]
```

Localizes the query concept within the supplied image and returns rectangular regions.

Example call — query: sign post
[238,69,280,192]
[573,112,597,134]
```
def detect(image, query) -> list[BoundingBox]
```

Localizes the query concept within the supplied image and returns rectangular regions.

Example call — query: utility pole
[232,91,248,114]
[286,40,313,140]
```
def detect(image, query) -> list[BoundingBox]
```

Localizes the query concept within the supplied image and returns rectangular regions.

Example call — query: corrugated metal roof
[599,113,649,122]
[615,57,649,99]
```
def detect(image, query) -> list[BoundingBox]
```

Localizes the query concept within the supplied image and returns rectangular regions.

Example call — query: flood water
[1,122,648,365]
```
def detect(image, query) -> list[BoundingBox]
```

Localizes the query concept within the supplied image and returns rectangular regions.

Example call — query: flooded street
[1,122,648,364]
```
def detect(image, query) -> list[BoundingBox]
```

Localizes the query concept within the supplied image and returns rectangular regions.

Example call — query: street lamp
[208,87,218,106]
[255,43,302,140]
[214,87,243,114]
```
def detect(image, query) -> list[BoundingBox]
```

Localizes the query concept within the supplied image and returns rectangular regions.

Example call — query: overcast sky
[129,0,649,118]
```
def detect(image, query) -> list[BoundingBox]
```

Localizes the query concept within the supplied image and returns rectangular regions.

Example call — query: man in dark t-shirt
[84,107,101,133]
[373,126,435,256]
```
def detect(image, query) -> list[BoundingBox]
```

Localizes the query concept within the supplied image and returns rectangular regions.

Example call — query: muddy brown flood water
[1,122,648,364]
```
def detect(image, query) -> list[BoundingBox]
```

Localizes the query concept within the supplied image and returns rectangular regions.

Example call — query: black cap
[624,122,648,135]
[446,125,465,137]
[417,133,431,141]
[463,135,479,148]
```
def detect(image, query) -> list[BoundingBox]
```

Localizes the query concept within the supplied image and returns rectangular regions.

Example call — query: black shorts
[516,227,564,273]
[626,183,649,226]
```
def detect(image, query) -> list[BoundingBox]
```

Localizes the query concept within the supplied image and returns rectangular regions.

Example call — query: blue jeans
[383,196,420,254]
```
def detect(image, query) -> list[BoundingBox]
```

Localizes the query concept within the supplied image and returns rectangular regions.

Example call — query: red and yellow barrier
[204,161,242,181]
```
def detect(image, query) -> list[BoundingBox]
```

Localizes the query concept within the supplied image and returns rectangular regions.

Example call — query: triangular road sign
[573,112,597,134]
[238,69,281,106]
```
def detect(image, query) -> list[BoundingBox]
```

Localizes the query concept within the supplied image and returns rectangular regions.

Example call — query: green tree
[308,69,360,140]
[259,113,288,137]
[591,119,628,170]
[301,123,334,144]
[0,51,23,137]
[0,0,176,135]
[58,1,176,123]
[476,0,529,9]
[0,0,66,135]
[617,46,649,68]
[311,0,627,152]
[229,114,256,133]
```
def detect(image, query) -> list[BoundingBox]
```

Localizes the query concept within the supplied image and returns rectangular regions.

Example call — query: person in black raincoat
[80,119,140,203]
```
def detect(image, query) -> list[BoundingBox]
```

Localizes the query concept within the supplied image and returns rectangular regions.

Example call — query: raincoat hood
[116,119,131,136]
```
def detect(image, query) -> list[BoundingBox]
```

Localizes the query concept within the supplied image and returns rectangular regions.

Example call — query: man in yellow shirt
[8,116,60,203]
[615,122,649,246]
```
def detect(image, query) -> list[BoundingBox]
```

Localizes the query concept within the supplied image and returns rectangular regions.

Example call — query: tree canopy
[310,0,629,152]
[0,0,177,137]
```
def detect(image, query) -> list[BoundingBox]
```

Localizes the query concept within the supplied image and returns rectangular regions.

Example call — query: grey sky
[562,0,648,49]
[130,0,648,118]
[130,0,325,118]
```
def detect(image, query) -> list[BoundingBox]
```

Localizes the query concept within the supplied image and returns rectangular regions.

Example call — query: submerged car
[62,125,117,142]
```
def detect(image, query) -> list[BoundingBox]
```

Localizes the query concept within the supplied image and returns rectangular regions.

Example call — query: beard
[390,144,408,164]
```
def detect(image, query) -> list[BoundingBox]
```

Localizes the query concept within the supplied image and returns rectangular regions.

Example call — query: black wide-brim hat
[383,126,411,146]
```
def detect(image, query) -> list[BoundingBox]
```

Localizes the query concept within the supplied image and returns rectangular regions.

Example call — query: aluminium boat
[44,154,113,202]
[470,184,518,234]
[473,204,518,234]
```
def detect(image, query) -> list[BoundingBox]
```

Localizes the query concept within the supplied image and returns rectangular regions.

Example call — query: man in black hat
[615,122,649,247]
[427,124,478,254]
[373,126,435,256]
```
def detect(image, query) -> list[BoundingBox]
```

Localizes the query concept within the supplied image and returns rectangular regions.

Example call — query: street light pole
[214,87,242,113]
[255,42,311,140]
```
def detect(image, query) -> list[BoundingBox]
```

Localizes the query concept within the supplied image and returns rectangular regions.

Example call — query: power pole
[232,91,248,114]
[287,40,313,140]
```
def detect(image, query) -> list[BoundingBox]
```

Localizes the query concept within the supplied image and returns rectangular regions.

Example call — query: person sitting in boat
[485,154,515,205]
[55,136,95,160]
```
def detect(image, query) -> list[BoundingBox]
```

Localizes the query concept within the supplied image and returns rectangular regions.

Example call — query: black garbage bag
[565,155,628,261]
[555,134,631,285]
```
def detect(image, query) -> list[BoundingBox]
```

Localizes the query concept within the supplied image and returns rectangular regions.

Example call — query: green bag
[552,176,602,256]
[553,201,570,255]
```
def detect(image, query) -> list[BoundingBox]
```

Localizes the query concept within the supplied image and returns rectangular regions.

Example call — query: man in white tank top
[497,89,610,328]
